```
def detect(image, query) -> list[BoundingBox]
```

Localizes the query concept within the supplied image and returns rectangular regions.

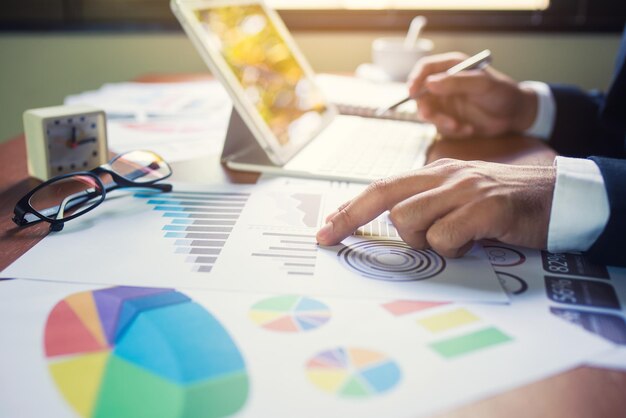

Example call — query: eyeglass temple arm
[99,159,169,187]
[18,182,171,227]
[94,158,170,191]
[14,188,101,228]
[13,154,171,228]
[49,193,83,232]
[55,189,93,220]
[12,205,30,226]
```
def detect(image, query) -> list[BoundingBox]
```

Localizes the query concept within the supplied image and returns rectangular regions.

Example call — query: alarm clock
[23,105,109,181]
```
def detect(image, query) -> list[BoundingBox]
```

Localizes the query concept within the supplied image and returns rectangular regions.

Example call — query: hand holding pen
[376,49,492,116]
[379,49,540,138]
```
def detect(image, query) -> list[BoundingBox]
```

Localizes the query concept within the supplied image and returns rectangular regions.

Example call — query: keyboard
[289,115,436,181]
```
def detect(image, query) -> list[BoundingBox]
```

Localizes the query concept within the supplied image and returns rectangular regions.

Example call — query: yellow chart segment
[249,310,331,325]
[248,310,284,325]
[306,347,402,398]
[48,351,110,418]
[65,293,108,346]
[307,369,349,392]
[348,348,386,368]
[417,308,480,333]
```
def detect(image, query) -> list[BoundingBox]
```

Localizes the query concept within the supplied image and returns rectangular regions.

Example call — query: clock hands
[66,126,97,148]
[76,137,97,146]
[66,126,77,148]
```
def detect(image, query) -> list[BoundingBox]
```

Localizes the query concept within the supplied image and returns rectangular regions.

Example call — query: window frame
[1,0,624,33]
[279,0,625,33]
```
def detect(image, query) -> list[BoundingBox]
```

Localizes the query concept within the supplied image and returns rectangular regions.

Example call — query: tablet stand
[221,108,278,167]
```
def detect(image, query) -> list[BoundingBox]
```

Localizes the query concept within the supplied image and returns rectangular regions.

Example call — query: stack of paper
[2,77,622,417]
[315,74,420,121]
[1,177,623,418]
[65,81,233,162]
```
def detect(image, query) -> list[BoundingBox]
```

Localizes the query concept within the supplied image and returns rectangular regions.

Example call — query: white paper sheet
[0,279,611,418]
[65,81,232,162]
[587,348,626,371]
[481,242,626,370]
[2,181,506,304]
[315,73,419,121]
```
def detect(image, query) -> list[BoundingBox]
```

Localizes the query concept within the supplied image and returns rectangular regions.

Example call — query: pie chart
[44,286,249,418]
[249,295,331,333]
[306,347,401,398]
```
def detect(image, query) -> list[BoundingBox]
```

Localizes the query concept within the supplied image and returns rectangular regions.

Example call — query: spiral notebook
[315,74,422,122]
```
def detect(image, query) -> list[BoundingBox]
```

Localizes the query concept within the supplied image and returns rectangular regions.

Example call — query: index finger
[316,172,443,245]
[408,52,468,97]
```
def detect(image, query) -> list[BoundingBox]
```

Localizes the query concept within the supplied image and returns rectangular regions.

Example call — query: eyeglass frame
[12,151,173,232]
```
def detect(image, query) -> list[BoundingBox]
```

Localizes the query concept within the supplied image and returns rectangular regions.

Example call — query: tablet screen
[195,5,330,149]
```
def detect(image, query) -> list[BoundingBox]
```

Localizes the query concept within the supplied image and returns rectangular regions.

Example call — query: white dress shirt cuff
[548,156,610,252]
[519,81,556,140]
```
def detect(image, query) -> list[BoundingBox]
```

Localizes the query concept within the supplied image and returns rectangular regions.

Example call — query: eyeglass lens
[28,175,104,221]
[110,150,171,184]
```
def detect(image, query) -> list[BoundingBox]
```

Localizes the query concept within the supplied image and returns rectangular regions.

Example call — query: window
[273,0,626,32]
[268,0,549,11]
[1,0,624,32]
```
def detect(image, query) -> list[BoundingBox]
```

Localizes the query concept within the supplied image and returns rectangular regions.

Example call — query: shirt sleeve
[519,81,556,140]
[548,156,610,252]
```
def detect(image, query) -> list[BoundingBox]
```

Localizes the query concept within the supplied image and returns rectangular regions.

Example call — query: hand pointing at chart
[316,159,556,258]
[407,52,539,138]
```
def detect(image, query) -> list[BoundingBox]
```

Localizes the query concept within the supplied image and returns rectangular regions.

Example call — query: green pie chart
[44,286,249,418]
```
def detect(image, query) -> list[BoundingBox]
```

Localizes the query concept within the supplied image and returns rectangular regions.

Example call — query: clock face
[46,114,104,175]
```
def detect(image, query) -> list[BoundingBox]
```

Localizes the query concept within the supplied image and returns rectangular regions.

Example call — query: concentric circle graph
[496,271,529,295]
[338,240,446,281]
[306,347,401,398]
[484,245,526,267]
[249,295,331,333]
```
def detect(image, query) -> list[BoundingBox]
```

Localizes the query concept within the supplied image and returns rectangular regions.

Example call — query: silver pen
[374,49,492,117]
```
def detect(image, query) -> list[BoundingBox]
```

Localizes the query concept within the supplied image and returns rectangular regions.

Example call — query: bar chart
[136,191,250,274]
[382,300,513,359]
[354,218,399,238]
[251,231,319,276]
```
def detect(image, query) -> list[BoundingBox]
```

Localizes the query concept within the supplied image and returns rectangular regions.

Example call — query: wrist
[511,84,539,133]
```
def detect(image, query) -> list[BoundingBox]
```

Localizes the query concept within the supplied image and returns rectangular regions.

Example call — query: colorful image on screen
[196,5,328,146]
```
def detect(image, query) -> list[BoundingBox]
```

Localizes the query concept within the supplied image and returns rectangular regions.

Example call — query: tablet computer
[171,0,338,166]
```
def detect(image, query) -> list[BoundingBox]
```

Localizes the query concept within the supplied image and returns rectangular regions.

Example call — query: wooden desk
[0,132,553,272]
[1,80,625,418]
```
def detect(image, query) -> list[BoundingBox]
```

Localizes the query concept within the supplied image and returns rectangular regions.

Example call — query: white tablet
[171,0,338,165]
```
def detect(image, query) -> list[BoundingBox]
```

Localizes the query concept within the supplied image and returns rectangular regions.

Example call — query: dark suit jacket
[548,26,626,265]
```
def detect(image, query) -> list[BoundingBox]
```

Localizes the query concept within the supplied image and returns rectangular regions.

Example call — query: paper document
[315,73,419,121]
[65,81,232,162]
[587,348,626,371]
[2,181,506,304]
[481,242,626,370]
[0,279,611,418]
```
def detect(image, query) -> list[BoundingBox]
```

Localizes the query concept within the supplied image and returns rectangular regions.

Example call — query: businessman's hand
[408,52,538,138]
[316,159,556,257]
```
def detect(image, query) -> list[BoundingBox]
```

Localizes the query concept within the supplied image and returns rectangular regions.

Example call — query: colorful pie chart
[306,347,401,398]
[44,286,249,418]
[249,295,331,333]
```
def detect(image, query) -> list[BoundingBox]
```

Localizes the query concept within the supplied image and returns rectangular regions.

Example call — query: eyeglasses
[12,150,173,232]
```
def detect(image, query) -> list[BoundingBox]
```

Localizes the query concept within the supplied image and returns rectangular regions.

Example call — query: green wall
[0,31,621,142]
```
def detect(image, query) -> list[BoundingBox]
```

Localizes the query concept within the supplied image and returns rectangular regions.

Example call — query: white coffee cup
[372,37,434,82]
